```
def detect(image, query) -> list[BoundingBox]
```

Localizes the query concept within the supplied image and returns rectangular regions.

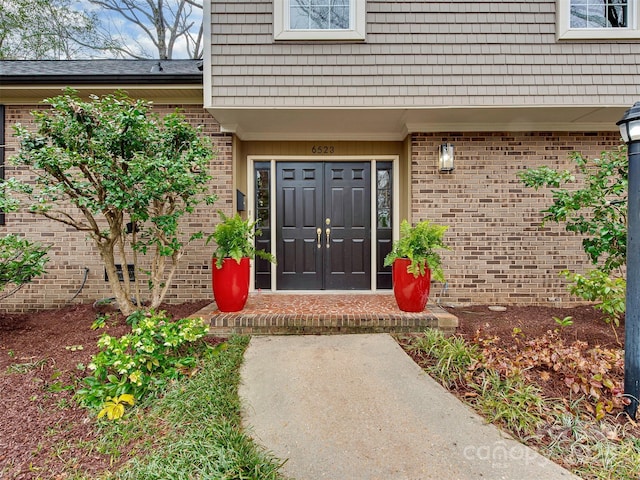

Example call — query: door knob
[326,227,331,248]
[316,228,322,249]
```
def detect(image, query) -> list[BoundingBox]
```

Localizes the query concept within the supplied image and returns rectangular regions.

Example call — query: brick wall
[1,105,624,310]
[411,131,621,306]
[2,104,233,312]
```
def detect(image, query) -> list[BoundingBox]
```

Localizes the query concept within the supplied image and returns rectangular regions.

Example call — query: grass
[5,357,48,373]
[87,336,284,479]
[407,328,480,388]
[472,371,545,436]
[544,413,640,479]
[406,329,640,480]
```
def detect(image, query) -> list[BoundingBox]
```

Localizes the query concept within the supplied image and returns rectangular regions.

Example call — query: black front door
[276,162,371,290]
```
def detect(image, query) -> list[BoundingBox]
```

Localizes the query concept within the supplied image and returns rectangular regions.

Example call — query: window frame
[557,0,640,39]
[273,0,366,41]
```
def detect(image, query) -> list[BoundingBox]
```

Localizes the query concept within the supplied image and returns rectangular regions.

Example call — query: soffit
[0,85,203,105]
[208,106,625,141]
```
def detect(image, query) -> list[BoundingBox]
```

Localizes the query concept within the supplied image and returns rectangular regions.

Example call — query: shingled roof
[0,59,203,85]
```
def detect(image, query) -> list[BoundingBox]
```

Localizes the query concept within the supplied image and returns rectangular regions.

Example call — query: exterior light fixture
[616,101,640,420]
[617,102,640,143]
[438,143,454,172]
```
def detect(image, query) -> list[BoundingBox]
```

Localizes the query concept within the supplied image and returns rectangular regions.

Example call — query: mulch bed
[0,300,632,479]
[0,301,210,480]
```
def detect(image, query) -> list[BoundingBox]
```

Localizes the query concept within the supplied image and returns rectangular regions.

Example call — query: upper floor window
[274,0,366,41]
[558,0,640,39]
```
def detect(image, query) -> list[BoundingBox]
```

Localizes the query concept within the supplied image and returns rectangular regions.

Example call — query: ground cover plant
[401,305,640,480]
[76,309,210,418]
[0,301,284,479]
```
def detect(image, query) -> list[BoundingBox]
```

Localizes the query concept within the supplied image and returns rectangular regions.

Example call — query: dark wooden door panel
[277,161,371,290]
[324,163,371,290]
[276,163,323,290]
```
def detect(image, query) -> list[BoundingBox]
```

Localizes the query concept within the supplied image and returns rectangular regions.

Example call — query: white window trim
[274,0,366,41]
[557,0,640,39]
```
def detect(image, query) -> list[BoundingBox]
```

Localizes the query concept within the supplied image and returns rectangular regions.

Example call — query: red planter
[392,258,431,312]
[212,257,250,312]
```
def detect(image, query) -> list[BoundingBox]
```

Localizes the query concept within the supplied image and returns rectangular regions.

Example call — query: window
[254,162,272,289]
[291,0,350,30]
[375,162,393,290]
[558,0,640,39]
[274,0,366,41]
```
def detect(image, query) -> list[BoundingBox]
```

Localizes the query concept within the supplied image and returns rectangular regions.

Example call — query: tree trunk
[99,242,136,317]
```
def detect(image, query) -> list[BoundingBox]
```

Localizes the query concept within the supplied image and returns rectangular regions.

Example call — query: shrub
[9,89,216,315]
[518,147,627,322]
[76,310,209,415]
[562,269,625,326]
[0,234,48,297]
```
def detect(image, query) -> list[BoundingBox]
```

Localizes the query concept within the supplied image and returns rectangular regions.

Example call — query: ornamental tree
[518,146,627,324]
[8,89,216,316]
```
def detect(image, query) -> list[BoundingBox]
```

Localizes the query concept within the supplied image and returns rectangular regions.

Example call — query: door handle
[326,227,331,248]
[316,228,322,249]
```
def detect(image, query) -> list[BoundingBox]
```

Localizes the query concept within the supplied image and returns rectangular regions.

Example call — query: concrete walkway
[239,334,580,480]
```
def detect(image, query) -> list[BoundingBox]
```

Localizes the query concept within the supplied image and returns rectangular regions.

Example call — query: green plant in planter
[383,219,449,281]
[207,211,276,268]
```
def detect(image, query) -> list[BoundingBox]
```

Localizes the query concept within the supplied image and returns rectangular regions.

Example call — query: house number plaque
[311,145,335,154]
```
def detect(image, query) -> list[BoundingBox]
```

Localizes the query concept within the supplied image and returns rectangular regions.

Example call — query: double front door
[276,162,371,290]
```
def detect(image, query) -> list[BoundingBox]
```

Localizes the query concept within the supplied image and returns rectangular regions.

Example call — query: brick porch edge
[190,293,458,335]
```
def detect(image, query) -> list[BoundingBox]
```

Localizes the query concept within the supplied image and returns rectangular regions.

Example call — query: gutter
[0,74,202,86]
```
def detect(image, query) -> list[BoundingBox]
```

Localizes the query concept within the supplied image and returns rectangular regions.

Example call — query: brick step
[208,312,442,335]
[190,293,458,336]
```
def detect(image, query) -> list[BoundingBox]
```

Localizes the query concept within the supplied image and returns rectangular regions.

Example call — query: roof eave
[0,74,202,86]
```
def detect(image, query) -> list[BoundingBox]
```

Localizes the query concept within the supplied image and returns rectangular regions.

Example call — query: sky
[74,0,203,59]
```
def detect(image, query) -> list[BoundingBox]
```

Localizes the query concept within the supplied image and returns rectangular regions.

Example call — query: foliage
[0,183,49,298]
[408,329,545,437]
[517,147,627,274]
[383,219,449,281]
[109,336,284,479]
[477,330,627,421]
[407,328,479,388]
[544,414,640,480]
[409,326,627,429]
[0,0,111,59]
[75,310,209,413]
[5,358,48,374]
[562,269,626,326]
[98,394,135,420]
[207,211,276,269]
[518,147,627,319]
[0,234,48,296]
[408,330,640,478]
[553,315,574,329]
[472,371,546,436]
[8,89,216,315]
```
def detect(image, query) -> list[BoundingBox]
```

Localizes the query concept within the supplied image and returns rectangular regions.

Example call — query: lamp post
[617,101,640,419]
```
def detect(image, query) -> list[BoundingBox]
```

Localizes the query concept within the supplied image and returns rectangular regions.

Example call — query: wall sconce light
[439,143,454,172]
